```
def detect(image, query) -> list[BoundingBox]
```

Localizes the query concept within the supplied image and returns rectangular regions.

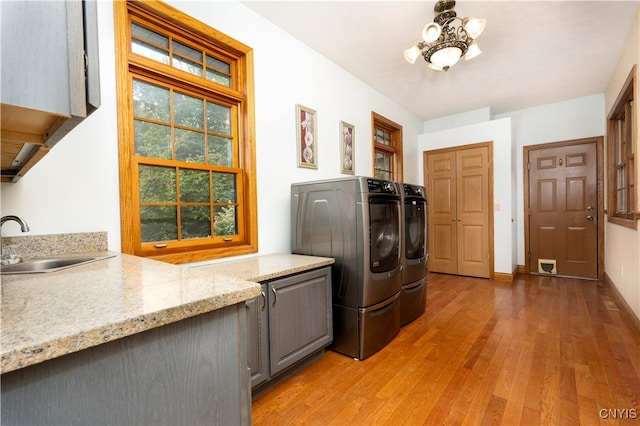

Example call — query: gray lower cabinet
[1,304,251,426]
[247,267,332,390]
[246,283,270,388]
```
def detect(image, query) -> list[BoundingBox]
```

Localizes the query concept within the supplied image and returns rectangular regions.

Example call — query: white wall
[603,8,639,319]
[0,1,423,262]
[417,117,515,275]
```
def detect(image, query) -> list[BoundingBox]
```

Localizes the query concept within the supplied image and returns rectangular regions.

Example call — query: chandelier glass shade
[404,0,486,71]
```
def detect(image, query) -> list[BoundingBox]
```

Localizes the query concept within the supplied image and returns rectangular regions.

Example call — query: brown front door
[528,141,598,279]
[425,144,492,278]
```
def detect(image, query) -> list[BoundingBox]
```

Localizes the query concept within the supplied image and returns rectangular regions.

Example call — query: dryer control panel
[366,178,398,194]
[402,183,425,198]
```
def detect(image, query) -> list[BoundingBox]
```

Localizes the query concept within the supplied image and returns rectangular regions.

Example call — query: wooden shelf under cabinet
[1,104,67,182]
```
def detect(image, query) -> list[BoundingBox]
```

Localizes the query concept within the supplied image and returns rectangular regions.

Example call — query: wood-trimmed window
[607,65,637,229]
[114,1,257,263]
[372,112,403,181]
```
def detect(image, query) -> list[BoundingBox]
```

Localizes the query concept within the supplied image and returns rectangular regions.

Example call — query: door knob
[587,215,594,221]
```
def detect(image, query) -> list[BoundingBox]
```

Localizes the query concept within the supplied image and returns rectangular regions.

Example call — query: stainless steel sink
[0,255,114,275]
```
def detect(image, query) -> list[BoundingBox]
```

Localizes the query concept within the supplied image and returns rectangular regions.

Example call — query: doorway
[424,143,493,278]
[524,137,604,280]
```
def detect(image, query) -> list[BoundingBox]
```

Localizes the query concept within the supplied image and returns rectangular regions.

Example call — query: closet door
[456,147,490,278]
[427,151,457,274]
[426,145,491,278]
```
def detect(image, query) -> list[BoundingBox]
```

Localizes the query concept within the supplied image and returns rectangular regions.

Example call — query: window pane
[374,127,391,146]
[206,55,230,73]
[214,206,237,236]
[206,69,231,87]
[208,135,232,166]
[172,40,204,77]
[374,152,392,180]
[133,80,170,122]
[132,39,170,65]
[180,169,210,202]
[173,55,203,77]
[131,23,170,64]
[141,206,177,242]
[207,102,231,135]
[139,165,175,202]
[174,92,204,130]
[181,206,211,239]
[213,172,236,203]
[132,23,168,48]
[173,40,201,62]
[175,129,205,163]
[205,55,231,87]
[134,121,171,159]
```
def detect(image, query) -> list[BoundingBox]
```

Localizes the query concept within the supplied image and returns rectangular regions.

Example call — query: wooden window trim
[607,65,637,229]
[115,0,258,264]
[371,112,403,181]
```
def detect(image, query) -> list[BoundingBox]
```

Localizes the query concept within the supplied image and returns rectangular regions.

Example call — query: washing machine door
[369,196,401,273]
[404,198,427,260]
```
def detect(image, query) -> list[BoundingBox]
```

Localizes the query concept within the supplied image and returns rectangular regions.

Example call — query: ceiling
[242,0,638,121]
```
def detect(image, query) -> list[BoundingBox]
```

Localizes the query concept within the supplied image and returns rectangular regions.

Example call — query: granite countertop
[1,244,334,375]
[1,252,261,374]
[192,253,335,281]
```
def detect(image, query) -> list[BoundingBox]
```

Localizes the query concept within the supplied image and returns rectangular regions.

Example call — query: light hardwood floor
[252,273,640,425]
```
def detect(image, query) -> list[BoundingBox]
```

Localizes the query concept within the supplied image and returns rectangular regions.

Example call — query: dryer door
[404,198,427,260]
[369,196,401,273]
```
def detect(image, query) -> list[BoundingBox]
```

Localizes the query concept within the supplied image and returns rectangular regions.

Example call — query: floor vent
[603,298,620,311]
[538,259,557,274]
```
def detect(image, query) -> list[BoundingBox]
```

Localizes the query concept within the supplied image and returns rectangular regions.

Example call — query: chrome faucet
[0,215,30,256]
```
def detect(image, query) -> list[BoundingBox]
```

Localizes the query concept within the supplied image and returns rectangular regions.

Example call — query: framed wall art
[340,121,355,175]
[296,104,317,169]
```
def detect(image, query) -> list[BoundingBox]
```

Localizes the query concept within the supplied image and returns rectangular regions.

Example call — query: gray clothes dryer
[398,182,428,326]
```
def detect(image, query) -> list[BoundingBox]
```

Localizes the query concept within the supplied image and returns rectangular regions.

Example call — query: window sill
[607,215,638,230]
[140,243,259,265]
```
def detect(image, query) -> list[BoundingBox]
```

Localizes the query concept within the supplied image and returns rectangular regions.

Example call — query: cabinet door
[268,267,332,376]
[246,284,269,388]
[1,1,74,115]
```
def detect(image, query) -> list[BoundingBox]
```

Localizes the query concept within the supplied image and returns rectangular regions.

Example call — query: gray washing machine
[398,183,428,326]
[291,176,402,360]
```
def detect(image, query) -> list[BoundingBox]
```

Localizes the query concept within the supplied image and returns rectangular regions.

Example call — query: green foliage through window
[134,78,239,243]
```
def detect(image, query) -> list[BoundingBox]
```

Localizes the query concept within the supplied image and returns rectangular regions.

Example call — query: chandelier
[403,0,486,71]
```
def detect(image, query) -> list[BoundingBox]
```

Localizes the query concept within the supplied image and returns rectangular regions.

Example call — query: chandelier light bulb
[421,23,442,43]
[463,17,486,39]
[464,41,482,60]
[403,45,422,64]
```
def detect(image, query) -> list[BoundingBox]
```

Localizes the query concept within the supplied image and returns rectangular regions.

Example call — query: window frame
[371,112,403,181]
[607,65,637,229]
[115,0,258,263]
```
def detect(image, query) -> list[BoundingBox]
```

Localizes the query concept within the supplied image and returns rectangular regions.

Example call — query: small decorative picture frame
[340,121,355,175]
[296,104,317,169]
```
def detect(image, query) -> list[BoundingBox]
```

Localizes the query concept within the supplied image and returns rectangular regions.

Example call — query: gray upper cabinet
[0,0,100,182]
[247,267,333,392]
